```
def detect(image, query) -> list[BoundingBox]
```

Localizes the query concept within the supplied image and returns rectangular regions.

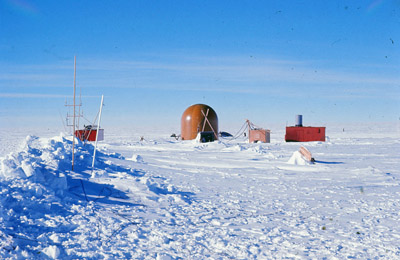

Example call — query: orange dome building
[181,104,218,141]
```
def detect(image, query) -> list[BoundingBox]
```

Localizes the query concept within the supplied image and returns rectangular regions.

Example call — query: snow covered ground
[0,123,399,259]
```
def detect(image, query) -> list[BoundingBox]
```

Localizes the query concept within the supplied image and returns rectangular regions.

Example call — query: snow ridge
[0,134,194,259]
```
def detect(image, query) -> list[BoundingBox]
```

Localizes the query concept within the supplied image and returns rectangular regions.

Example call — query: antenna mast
[92,95,104,170]
[64,56,82,170]
[72,56,76,171]
[77,87,82,130]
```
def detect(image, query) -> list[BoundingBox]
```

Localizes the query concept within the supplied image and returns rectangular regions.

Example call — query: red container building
[285,126,325,142]
[249,129,270,143]
[75,126,104,142]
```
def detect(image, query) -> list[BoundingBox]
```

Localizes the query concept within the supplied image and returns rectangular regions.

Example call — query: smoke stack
[295,115,303,127]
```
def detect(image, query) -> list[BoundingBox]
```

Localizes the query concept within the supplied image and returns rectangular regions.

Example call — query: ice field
[0,122,399,259]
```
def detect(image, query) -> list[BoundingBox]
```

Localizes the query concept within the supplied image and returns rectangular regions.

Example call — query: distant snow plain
[0,122,399,259]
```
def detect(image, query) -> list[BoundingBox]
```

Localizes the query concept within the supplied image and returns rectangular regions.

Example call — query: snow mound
[0,134,69,193]
[287,151,313,165]
[130,154,144,163]
[42,245,60,259]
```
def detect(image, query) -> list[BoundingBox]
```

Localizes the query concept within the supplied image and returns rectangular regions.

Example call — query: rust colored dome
[181,104,218,140]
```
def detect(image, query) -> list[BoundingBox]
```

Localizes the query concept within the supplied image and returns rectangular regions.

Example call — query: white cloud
[1,54,398,100]
[80,55,400,87]
[0,93,98,99]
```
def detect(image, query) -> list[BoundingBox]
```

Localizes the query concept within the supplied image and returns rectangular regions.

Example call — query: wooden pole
[201,110,218,139]
[78,87,81,130]
[246,119,251,141]
[72,56,76,171]
[92,95,104,170]
[201,109,209,132]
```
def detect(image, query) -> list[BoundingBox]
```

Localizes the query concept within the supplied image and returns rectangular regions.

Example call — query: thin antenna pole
[78,87,81,130]
[92,95,104,170]
[59,111,67,132]
[72,56,76,171]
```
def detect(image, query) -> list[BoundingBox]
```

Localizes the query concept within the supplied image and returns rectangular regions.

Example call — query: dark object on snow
[219,131,233,137]
[199,131,215,143]
[170,133,180,140]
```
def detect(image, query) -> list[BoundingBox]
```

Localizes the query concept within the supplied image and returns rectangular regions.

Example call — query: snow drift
[1,135,69,192]
[287,150,313,165]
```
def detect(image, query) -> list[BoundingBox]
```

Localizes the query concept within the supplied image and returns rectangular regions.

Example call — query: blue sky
[0,0,399,131]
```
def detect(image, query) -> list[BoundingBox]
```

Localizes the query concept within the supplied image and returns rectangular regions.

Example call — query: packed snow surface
[0,124,399,259]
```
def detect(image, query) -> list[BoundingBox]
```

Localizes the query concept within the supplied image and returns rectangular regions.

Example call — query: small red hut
[285,115,325,142]
[75,125,104,142]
